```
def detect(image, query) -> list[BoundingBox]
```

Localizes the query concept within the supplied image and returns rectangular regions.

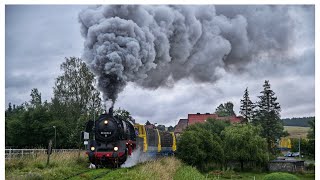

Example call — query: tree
[306,118,315,156]
[307,118,315,140]
[30,88,42,108]
[156,125,166,131]
[51,57,103,147]
[177,126,224,170]
[239,88,254,123]
[114,108,135,124]
[167,126,174,132]
[6,89,53,148]
[222,124,268,171]
[177,118,229,170]
[215,102,236,117]
[252,80,283,154]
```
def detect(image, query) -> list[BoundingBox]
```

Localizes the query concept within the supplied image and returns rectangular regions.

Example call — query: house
[174,119,188,137]
[174,112,242,134]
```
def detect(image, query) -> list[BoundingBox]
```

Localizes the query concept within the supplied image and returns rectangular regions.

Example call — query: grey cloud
[5,5,85,106]
[5,5,314,126]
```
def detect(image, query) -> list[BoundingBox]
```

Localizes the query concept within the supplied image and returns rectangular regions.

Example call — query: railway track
[64,168,112,180]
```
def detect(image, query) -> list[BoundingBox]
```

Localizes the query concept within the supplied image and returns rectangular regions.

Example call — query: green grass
[263,172,299,180]
[5,151,89,180]
[6,154,315,180]
[174,165,206,180]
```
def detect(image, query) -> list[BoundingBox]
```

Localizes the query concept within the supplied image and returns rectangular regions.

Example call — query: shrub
[306,163,315,171]
[263,172,299,180]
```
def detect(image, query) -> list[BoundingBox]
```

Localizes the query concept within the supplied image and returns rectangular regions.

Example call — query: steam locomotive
[84,108,176,168]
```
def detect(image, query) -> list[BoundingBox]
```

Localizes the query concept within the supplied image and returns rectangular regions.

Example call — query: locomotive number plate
[101,131,111,137]
[101,132,112,135]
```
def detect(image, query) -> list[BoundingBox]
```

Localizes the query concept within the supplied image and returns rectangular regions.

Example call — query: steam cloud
[121,147,152,168]
[79,5,302,105]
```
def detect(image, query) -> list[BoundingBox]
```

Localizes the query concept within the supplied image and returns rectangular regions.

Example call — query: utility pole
[299,136,301,159]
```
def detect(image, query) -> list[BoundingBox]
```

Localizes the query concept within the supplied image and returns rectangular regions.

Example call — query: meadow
[5,153,315,180]
[284,126,310,139]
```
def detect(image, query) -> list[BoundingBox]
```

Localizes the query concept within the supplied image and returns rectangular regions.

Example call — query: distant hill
[282,117,315,127]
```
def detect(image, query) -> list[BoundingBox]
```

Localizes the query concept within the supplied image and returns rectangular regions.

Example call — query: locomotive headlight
[114,146,119,151]
[104,120,108,125]
[90,146,95,151]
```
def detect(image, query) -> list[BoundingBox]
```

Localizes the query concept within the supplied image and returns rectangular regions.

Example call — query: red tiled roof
[188,113,241,125]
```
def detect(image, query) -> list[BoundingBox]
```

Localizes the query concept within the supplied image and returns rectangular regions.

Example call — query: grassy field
[284,126,310,139]
[5,151,89,180]
[5,154,315,180]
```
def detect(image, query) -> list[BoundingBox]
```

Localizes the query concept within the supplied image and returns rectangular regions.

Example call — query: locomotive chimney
[109,107,113,116]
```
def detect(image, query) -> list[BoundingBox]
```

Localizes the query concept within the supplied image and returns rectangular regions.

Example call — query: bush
[306,163,315,171]
[263,172,299,180]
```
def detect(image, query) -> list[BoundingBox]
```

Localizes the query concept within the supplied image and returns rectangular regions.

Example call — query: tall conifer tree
[239,88,254,123]
[253,80,283,154]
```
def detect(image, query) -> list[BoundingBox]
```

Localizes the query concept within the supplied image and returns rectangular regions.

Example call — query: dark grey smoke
[78,5,311,105]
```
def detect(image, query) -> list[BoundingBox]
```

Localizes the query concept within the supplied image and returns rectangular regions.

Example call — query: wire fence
[5,149,80,160]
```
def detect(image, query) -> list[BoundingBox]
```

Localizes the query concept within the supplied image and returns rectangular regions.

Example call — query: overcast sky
[5,5,315,126]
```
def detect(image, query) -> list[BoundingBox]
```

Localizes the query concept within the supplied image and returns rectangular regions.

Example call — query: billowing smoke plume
[78,5,301,105]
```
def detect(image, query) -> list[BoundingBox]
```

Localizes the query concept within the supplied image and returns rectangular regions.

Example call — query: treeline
[5,57,105,149]
[282,117,315,127]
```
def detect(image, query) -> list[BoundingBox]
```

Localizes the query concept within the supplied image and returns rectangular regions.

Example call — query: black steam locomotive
[84,109,177,168]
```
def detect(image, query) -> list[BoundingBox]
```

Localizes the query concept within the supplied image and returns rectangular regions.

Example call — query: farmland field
[284,126,310,139]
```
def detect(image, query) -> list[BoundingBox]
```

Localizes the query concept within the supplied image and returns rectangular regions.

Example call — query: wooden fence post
[47,140,53,166]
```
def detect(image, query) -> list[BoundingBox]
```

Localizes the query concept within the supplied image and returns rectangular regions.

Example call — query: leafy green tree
[177,119,229,170]
[187,118,230,136]
[6,89,54,148]
[290,138,309,155]
[252,80,283,154]
[306,118,315,156]
[30,88,42,108]
[307,118,315,139]
[51,57,103,147]
[167,126,174,132]
[215,102,236,117]
[114,108,135,123]
[239,88,254,123]
[156,125,166,131]
[222,124,268,171]
[177,126,224,170]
